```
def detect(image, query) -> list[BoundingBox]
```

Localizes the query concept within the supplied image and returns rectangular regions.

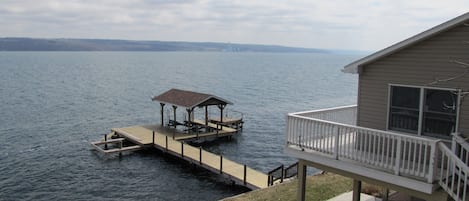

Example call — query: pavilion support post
[217,104,226,123]
[172,105,177,128]
[160,103,165,126]
[186,108,194,122]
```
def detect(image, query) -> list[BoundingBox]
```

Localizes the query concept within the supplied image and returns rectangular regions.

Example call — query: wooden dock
[92,124,269,189]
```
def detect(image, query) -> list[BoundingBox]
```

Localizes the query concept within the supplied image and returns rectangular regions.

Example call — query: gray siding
[357,21,469,137]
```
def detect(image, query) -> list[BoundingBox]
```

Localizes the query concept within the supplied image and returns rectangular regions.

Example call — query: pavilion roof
[151,88,232,108]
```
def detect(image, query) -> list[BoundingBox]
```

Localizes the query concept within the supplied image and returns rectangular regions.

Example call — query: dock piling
[199,147,202,165]
[119,140,123,157]
[165,135,168,152]
[220,155,223,174]
[181,141,184,158]
[104,134,108,150]
[244,164,247,185]
[152,131,155,144]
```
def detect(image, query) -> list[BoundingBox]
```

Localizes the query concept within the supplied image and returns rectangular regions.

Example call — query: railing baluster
[417,142,423,177]
[319,121,322,152]
[457,167,462,200]
[463,170,467,201]
[366,130,371,164]
[334,126,340,159]
[372,133,377,166]
[403,139,409,174]
[395,136,402,175]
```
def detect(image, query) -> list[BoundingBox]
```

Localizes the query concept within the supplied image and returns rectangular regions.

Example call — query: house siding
[357,21,469,137]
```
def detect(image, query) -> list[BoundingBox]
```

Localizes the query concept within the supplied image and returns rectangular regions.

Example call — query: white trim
[289,105,357,116]
[418,88,425,136]
[386,84,391,131]
[456,89,462,133]
[343,12,469,74]
[389,83,459,92]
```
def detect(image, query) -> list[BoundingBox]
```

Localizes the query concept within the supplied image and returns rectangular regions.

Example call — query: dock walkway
[108,125,268,189]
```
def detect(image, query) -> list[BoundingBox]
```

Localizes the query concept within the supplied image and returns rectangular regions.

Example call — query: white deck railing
[286,105,441,183]
[439,142,469,201]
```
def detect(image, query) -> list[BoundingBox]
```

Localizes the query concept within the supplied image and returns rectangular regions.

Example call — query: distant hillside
[0,37,329,53]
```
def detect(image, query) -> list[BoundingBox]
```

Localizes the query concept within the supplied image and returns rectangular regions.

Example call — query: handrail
[290,105,357,116]
[289,113,440,142]
[284,162,299,179]
[267,164,284,186]
[452,133,469,165]
[267,162,299,186]
[438,142,469,201]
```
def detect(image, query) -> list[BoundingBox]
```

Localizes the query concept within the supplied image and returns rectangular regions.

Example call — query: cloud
[0,0,468,50]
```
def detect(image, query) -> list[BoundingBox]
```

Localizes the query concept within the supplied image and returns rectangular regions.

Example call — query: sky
[0,0,468,51]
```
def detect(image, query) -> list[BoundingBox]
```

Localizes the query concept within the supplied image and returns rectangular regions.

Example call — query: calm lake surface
[0,52,360,201]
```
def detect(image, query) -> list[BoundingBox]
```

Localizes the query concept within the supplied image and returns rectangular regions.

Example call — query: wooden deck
[101,124,268,189]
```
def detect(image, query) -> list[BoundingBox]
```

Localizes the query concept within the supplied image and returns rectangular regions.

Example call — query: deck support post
[104,134,108,150]
[172,105,177,128]
[220,155,223,174]
[383,188,389,201]
[353,179,362,201]
[160,103,165,126]
[297,160,307,201]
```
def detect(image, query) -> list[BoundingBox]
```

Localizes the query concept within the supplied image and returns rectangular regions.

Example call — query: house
[285,12,469,201]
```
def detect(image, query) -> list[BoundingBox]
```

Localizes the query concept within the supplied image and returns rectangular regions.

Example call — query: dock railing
[286,105,441,183]
[153,132,267,189]
[267,162,299,186]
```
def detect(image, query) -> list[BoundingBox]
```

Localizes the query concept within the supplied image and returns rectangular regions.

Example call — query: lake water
[0,52,360,201]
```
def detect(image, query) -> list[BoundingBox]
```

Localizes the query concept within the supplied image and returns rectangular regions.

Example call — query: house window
[389,85,458,138]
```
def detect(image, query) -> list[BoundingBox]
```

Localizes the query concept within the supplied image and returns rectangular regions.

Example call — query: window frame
[387,83,461,139]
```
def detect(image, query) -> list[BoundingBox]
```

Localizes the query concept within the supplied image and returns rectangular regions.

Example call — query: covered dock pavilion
[152,88,242,133]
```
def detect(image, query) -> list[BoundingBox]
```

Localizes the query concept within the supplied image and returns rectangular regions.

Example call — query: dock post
[104,134,108,150]
[243,164,247,185]
[165,135,168,152]
[181,141,184,158]
[220,155,223,174]
[152,131,155,145]
[199,147,202,165]
[119,140,122,157]
[280,164,284,183]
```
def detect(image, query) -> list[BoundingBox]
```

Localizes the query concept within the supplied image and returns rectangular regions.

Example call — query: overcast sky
[0,0,468,51]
